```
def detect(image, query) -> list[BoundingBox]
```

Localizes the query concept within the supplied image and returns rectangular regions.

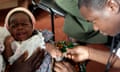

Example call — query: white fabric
[0,27,10,72]
[115,48,120,58]
[9,31,46,65]
[0,55,5,72]
[0,27,10,52]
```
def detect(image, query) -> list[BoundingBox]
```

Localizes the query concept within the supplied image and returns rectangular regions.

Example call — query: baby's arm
[3,36,14,61]
[45,43,63,59]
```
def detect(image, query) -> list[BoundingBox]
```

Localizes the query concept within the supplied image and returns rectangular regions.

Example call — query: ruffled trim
[9,31,45,65]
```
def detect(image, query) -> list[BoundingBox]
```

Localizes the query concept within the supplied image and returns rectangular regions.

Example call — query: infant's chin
[15,38,27,41]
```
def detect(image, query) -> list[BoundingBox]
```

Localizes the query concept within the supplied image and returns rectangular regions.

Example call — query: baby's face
[8,12,33,41]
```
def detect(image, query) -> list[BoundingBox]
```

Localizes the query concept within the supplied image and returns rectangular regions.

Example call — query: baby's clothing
[8,31,45,65]
[8,30,53,72]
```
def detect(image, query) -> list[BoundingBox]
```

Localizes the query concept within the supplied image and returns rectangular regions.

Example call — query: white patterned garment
[8,31,46,65]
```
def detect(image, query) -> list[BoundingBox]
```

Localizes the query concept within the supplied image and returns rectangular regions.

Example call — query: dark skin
[8,12,33,41]
[3,12,45,72]
[2,35,45,72]
[4,11,62,72]
[9,48,45,72]
[54,61,75,72]
[3,37,45,72]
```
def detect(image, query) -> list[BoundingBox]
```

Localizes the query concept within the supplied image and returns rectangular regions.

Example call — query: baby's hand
[45,43,63,60]
[3,35,14,60]
[5,35,14,43]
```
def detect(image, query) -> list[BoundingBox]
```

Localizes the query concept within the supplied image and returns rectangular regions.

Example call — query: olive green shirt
[55,0,107,43]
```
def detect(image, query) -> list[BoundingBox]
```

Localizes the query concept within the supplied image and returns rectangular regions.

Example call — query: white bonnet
[4,7,36,28]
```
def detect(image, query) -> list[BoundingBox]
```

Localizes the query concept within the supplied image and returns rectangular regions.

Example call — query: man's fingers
[15,51,28,63]
[54,66,61,72]
[55,62,65,69]
[66,48,75,53]
[26,48,41,63]
[54,62,68,72]
[62,61,73,68]
[32,49,45,69]
[54,62,63,72]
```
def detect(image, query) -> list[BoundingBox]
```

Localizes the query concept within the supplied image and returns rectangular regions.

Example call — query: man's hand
[46,43,62,58]
[9,48,45,72]
[54,61,75,72]
[65,46,89,62]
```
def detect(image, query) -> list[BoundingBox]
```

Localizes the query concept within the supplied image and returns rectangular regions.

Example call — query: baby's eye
[22,23,30,26]
[9,24,17,28]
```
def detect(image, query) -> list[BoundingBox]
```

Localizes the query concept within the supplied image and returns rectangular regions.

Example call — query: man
[55,0,108,43]
[57,0,120,72]
[53,0,110,72]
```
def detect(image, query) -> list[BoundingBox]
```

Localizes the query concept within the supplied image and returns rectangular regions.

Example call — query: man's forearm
[89,47,110,65]
[87,44,120,68]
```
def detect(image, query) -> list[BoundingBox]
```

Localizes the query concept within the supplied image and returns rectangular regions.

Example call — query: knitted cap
[4,7,36,29]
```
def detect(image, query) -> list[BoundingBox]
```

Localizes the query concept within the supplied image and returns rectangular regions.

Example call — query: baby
[3,7,62,72]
